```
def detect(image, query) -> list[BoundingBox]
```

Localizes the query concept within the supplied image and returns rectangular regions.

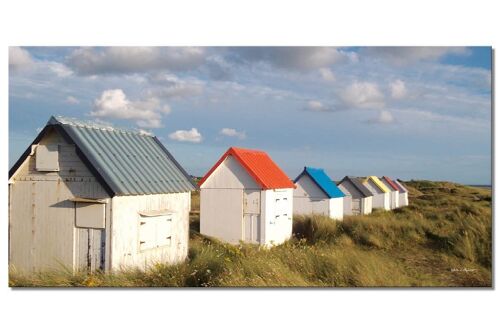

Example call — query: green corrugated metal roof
[48,116,196,196]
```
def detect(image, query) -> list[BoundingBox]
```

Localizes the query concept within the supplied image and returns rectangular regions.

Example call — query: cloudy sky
[9,46,491,184]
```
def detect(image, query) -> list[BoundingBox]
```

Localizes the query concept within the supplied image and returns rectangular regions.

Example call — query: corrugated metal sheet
[339,176,373,198]
[363,176,390,193]
[47,116,196,195]
[199,147,294,189]
[294,167,345,198]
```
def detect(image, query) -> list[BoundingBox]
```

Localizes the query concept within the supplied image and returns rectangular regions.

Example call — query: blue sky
[9,46,492,184]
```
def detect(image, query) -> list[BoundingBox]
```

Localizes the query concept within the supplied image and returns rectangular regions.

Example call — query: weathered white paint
[75,202,106,229]
[200,155,293,246]
[338,181,373,215]
[293,174,343,220]
[329,197,344,220]
[342,193,353,216]
[399,192,409,206]
[260,189,293,246]
[361,196,373,215]
[363,179,390,210]
[9,128,191,273]
[111,192,190,270]
[9,129,111,273]
[202,155,260,190]
[200,188,244,244]
[379,178,399,209]
[35,144,59,171]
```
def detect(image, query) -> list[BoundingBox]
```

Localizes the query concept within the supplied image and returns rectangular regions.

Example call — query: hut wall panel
[329,197,344,220]
[293,196,314,216]
[399,192,409,206]
[261,189,293,246]
[343,195,353,216]
[9,182,36,272]
[362,197,373,214]
[200,189,243,244]
[110,192,191,270]
[9,179,110,273]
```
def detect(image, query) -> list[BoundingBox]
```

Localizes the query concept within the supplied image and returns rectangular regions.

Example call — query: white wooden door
[243,214,260,243]
[352,198,361,215]
[75,228,105,271]
[75,203,106,271]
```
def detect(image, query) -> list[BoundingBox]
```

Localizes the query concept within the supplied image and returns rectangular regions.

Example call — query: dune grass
[9,180,492,287]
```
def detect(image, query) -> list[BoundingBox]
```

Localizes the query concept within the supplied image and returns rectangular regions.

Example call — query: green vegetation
[10,181,492,287]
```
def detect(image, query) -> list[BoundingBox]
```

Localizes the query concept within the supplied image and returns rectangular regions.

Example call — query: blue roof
[294,167,345,198]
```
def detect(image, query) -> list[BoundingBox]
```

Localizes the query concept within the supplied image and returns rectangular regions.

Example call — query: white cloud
[47,62,73,77]
[340,81,385,109]
[232,47,354,71]
[161,105,172,114]
[220,128,246,139]
[138,129,153,136]
[169,128,202,143]
[319,68,335,81]
[9,47,34,72]
[365,47,470,66]
[376,110,394,123]
[390,79,407,99]
[91,89,170,128]
[306,100,330,112]
[67,47,206,75]
[148,73,204,98]
[399,109,488,129]
[66,96,79,104]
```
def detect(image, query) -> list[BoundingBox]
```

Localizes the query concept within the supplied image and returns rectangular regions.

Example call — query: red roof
[382,176,399,191]
[198,147,295,189]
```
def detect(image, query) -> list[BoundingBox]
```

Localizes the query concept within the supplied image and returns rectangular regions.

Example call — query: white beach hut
[198,147,295,246]
[337,176,373,215]
[362,176,391,210]
[293,167,345,220]
[8,116,196,273]
[379,176,400,209]
[393,179,409,206]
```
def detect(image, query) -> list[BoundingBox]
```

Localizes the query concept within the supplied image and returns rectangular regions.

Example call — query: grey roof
[394,179,409,193]
[339,176,373,198]
[10,116,196,196]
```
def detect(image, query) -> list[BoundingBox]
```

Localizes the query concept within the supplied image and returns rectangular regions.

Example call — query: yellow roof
[363,176,391,193]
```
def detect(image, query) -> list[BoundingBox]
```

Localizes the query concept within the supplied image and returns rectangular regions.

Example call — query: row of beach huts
[8,116,408,273]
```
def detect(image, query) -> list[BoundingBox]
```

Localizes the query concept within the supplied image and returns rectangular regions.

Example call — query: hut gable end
[12,128,95,181]
[338,179,363,198]
[295,173,328,199]
[201,155,260,189]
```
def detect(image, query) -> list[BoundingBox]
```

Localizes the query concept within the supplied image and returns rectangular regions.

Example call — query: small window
[139,214,173,252]
[36,144,59,171]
